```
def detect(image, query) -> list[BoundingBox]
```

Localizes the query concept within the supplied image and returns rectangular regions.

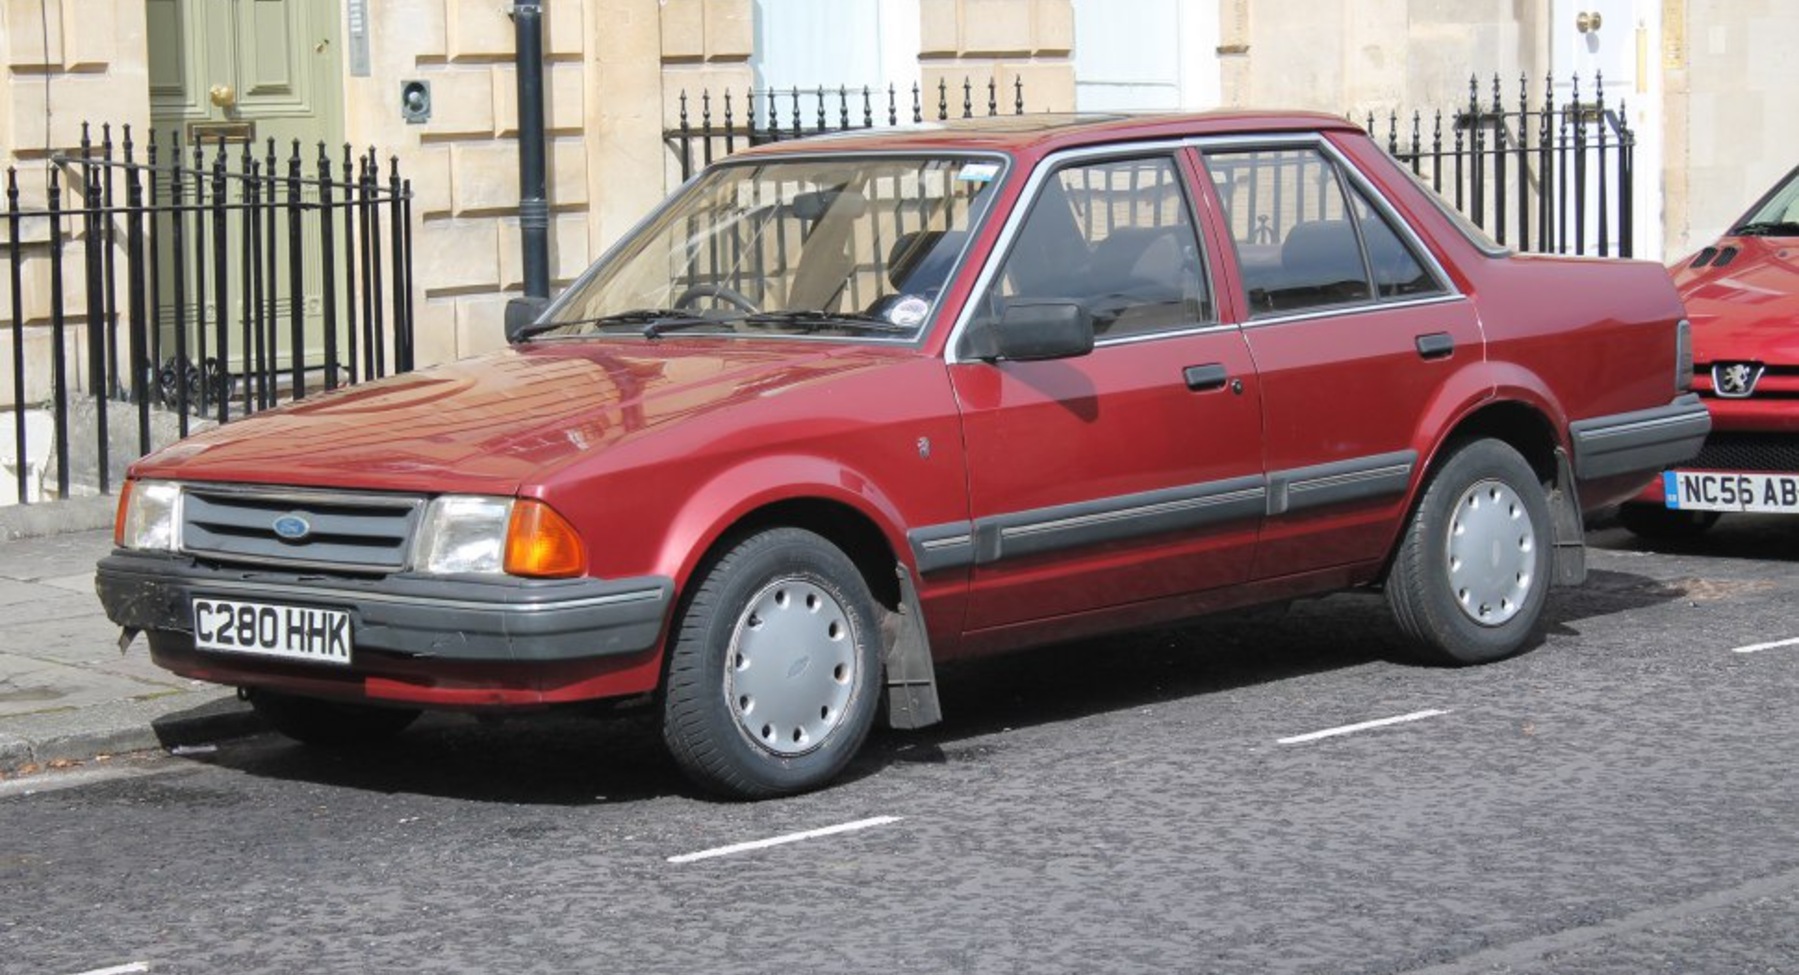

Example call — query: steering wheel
[674,283,760,314]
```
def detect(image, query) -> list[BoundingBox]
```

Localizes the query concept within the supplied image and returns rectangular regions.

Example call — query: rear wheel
[662,528,883,800]
[1617,502,1719,540]
[249,691,420,747]
[1386,439,1552,666]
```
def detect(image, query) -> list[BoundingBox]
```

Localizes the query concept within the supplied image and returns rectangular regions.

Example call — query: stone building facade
[0,0,1793,409]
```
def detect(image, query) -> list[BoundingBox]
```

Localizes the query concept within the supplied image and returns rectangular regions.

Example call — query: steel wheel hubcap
[1444,477,1536,626]
[725,578,857,756]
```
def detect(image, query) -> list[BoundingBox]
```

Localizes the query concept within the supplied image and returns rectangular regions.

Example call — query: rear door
[945,149,1265,632]
[1197,139,1483,579]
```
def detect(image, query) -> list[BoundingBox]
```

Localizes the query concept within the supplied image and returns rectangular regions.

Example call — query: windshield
[1731,165,1799,236]
[535,155,1003,341]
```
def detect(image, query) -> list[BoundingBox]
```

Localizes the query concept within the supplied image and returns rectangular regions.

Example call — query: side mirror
[963,300,1095,362]
[504,296,552,344]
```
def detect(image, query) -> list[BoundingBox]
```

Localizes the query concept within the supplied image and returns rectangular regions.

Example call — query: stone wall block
[448,0,518,62]
[661,1,706,62]
[408,294,458,367]
[1031,0,1073,55]
[493,61,585,137]
[449,142,519,215]
[7,0,62,68]
[453,292,511,358]
[415,216,499,293]
[960,0,1035,57]
[545,0,585,58]
[548,137,589,208]
[702,0,754,61]
[919,0,960,56]
[425,67,497,137]
[60,0,116,70]
[413,144,453,217]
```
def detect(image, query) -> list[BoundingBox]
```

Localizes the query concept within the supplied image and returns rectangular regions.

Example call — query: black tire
[250,690,420,748]
[1617,502,1719,540]
[661,527,883,800]
[1386,439,1552,666]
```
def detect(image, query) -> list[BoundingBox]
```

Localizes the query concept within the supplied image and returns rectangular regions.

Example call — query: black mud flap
[883,565,942,730]
[1550,446,1587,587]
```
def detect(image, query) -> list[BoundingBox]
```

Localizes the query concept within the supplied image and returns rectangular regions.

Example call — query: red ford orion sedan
[1618,163,1799,537]
[97,112,1708,798]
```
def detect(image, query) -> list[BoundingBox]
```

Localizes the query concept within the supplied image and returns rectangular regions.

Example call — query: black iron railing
[4,124,414,504]
[1369,74,1634,257]
[665,78,1026,180]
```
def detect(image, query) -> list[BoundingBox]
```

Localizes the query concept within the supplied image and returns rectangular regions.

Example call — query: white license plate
[191,597,353,665]
[1663,470,1799,514]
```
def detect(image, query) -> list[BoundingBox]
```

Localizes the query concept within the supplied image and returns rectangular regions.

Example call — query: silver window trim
[1188,132,1462,316]
[943,140,1218,365]
[540,149,1015,350]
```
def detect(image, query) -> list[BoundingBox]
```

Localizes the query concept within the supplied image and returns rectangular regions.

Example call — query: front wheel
[661,528,883,799]
[1386,439,1552,666]
[249,691,420,748]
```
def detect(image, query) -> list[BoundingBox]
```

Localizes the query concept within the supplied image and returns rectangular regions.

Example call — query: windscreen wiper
[740,310,917,334]
[1730,220,1799,237]
[521,308,726,340]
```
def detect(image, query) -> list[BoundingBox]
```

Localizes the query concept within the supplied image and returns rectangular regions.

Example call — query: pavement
[0,501,262,775]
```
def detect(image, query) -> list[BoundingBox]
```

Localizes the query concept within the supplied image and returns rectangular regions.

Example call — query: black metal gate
[1369,74,1635,257]
[4,124,414,504]
[665,78,1027,180]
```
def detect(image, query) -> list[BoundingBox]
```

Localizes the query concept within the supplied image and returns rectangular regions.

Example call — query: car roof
[727,110,1362,159]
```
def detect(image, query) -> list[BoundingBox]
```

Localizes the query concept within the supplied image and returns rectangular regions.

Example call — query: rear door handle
[1415,332,1455,359]
[1183,363,1229,392]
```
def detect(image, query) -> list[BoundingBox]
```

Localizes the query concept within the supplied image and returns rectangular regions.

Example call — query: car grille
[1687,433,1799,474]
[180,486,426,572]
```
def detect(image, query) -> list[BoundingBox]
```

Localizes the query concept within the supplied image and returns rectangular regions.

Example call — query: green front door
[147,0,346,406]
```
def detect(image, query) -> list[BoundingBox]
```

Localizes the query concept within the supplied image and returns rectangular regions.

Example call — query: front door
[948,151,1265,633]
[147,0,345,401]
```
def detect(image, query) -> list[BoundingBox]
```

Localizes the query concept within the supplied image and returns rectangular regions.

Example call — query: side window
[1205,146,1442,315]
[977,155,1211,340]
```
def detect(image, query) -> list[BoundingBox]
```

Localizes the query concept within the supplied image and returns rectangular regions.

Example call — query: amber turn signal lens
[113,479,134,547]
[503,500,585,578]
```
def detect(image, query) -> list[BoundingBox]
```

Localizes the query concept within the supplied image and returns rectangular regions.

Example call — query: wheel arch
[1398,395,1586,589]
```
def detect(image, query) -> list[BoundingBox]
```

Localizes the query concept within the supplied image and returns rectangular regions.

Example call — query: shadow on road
[1587,511,1799,563]
[182,563,1690,806]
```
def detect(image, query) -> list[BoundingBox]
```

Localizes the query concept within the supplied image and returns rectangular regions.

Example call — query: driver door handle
[1183,363,1229,392]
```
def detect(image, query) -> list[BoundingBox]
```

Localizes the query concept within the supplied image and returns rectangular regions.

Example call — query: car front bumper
[97,550,673,662]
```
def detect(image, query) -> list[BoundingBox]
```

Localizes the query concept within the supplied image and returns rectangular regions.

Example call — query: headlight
[115,479,182,551]
[414,495,514,574]
[414,495,587,578]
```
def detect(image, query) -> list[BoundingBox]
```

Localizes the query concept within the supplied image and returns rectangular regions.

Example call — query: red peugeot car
[1619,164,1799,537]
[97,113,1706,797]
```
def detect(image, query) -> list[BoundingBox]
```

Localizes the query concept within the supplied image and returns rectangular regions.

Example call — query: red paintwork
[1674,234,1799,434]
[1627,198,1799,506]
[127,112,1688,707]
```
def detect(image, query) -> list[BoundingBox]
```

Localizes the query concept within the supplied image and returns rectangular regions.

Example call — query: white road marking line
[1277,708,1451,745]
[1731,636,1799,655]
[668,815,902,864]
[66,963,150,975]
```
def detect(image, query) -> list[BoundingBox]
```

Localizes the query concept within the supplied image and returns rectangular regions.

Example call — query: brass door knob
[209,84,236,108]
[1576,11,1603,33]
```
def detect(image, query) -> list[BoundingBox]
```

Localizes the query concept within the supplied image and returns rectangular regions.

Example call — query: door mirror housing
[964,300,1095,362]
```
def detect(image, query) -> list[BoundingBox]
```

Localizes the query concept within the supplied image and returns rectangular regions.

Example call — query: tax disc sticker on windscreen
[957,162,1000,183]
[887,295,932,328]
